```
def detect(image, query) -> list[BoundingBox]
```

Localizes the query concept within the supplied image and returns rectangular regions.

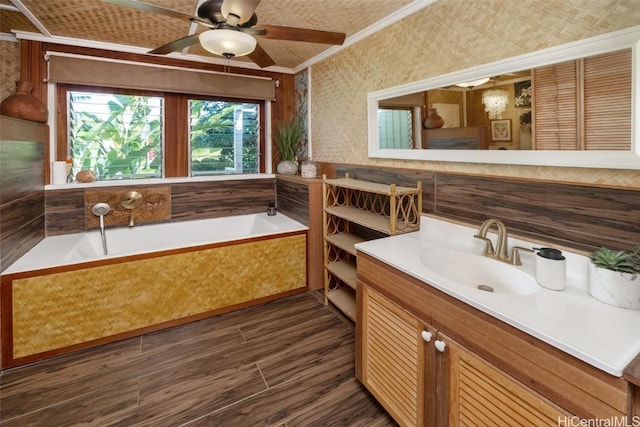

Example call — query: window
[68,90,163,180]
[378,107,414,149]
[59,84,266,182]
[189,100,260,175]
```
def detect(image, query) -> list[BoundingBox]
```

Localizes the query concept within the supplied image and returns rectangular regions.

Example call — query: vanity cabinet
[358,285,567,427]
[322,173,421,320]
[359,284,433,426]
[356,252,628,426]
[444,334,568,426]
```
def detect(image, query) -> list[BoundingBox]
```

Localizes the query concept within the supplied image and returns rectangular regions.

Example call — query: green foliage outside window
[69,92,163,180]
[68,92,260,179]
[190,100,259,175]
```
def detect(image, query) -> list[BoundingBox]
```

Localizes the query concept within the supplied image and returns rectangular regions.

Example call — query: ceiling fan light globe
[221,1,256,25]
[199,29,257,57]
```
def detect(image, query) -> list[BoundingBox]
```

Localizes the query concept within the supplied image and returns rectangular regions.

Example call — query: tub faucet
[474,219,532,265]
[91,202,111,255]
[121,191,143,227]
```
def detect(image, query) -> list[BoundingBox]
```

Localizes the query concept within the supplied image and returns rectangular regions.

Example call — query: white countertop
[355,215,640,377]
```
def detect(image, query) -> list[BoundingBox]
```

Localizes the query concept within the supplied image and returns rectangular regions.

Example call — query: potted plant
[273,118,304,175]
[588,245,640,309]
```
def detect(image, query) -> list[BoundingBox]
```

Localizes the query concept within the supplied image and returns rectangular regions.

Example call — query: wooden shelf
[327,287,356,321]
[326,260,357,289]
[325,177,418,195]
[325,205,416,235]
[323,173,421,323]
[325,232,366,256]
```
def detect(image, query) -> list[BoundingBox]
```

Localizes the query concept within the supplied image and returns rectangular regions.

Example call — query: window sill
[45,174,275,191]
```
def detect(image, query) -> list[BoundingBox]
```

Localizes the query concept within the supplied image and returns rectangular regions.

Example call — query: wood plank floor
[0,291,396,426]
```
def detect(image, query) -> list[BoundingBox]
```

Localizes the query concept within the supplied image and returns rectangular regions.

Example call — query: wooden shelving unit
[322,173,422,321]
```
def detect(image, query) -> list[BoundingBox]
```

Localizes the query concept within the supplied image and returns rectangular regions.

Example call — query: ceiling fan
[102,0,346,68]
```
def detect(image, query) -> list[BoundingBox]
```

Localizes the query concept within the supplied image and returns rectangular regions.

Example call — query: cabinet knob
[434,340,446,352]
[421,331,432,342]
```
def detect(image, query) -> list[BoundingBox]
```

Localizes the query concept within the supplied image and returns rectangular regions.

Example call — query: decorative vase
[300,159,317,178]
[0,80,48,123]
[587,263,640,309]
[277,160,298,175]
[423,108,444,129]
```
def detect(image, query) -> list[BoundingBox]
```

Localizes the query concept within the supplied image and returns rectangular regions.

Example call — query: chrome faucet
[474,219,532,265]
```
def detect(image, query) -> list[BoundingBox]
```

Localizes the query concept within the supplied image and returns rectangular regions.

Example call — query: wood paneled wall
[171,179,275,221]
[45,178,276,236]
[0,117,47,273]
[275,175,323,290]
[324,163,639,253]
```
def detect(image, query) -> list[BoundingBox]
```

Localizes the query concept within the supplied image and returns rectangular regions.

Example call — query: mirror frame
[368,26,640,169]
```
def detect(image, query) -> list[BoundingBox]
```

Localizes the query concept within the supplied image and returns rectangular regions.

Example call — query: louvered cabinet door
[444,334,570,426]
[360,285,434,427]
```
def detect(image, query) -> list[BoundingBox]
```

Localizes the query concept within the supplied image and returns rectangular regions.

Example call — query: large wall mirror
[368,26,640,169]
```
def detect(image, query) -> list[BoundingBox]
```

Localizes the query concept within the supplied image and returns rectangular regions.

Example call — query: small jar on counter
[301,159,317,178]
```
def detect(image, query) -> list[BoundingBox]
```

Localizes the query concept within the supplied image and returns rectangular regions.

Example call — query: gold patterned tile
[85,185,171,229]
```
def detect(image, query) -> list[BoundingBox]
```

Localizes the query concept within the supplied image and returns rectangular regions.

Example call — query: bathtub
[4,212,306,274]
[1,213,308,368]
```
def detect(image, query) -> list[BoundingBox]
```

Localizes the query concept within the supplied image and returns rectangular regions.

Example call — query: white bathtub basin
[419,250,539,296]
[2,213,307,275]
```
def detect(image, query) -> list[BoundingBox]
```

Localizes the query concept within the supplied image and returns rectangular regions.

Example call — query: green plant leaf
[273,118,304,161]
[590,246,640,274]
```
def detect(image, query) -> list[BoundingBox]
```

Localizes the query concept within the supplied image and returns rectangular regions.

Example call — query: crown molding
[0,32,17,42]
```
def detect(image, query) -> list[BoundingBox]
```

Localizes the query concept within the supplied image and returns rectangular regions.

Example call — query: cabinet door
[360,285,436,427]
[443,334,570,426]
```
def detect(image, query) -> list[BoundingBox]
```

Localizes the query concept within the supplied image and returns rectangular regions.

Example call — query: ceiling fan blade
[221,0,261,25]
[247,43,276,68]
[149,34,201,55]
[256,25,345,45]
[102,0,212,27]
[241,27,266,36]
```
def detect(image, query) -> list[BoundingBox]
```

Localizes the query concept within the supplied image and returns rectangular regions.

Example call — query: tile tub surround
[355,215,640,377]
[1,213,308,368]
[44,176,277,236]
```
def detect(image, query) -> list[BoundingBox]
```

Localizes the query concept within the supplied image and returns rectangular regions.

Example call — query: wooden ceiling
[1,0,418,70]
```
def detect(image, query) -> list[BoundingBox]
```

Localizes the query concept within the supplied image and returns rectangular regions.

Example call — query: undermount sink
[419,250,540,296]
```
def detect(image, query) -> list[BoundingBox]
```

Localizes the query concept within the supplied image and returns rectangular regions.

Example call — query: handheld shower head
[92,203,111,255]
[92,203,111,217]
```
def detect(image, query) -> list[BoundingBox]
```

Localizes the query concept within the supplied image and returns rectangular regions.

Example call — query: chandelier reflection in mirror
[482,88,510,119]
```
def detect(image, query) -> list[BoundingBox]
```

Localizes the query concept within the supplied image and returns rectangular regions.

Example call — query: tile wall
[0,117,46,272]
[326,163,640,253]
[45,178,277,235]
